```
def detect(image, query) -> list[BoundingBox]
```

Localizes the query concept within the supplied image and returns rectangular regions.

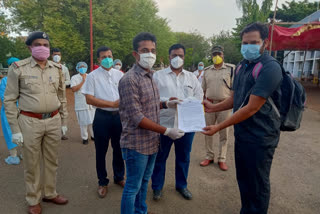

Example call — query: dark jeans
[235,140,276,214]
[93,109,125,186]
[151,132,195,190]
[121,148,157,214]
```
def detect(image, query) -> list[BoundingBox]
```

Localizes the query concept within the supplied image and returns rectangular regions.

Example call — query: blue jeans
[121,148,157,214]
[151,133,195,190]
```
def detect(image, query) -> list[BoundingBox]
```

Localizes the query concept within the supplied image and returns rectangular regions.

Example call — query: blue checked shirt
[118,64,160,155]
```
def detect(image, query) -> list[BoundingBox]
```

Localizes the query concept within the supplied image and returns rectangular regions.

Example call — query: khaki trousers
[18,113,61,206]
[204,110,231,162]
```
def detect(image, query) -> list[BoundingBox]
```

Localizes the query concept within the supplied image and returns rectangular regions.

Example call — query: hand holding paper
[177,99,206,133]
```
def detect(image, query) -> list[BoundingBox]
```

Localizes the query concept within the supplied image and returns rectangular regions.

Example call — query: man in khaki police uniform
[4,31,68,214]
[200,45,235,171]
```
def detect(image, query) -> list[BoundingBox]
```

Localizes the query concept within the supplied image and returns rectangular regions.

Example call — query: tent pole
[302,50,307,82]
[269,0,279,55]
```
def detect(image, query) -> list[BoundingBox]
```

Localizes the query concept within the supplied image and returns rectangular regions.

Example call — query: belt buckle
[42,113,51,119]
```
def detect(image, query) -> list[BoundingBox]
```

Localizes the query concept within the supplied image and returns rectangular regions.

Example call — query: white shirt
[71,73,94,111]
[193,70,204,84]
[153,67,204,128]
[81,67,123,111]
[61,64,71,86]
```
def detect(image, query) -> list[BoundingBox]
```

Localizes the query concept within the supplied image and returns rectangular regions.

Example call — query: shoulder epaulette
[225,63,236,68]
[204,65,213,71]
[13,57,30,68]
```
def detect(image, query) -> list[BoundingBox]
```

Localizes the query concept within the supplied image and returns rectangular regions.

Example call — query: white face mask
[138,52,156,70]
[53,55,61,63]
[171,56,184,69]
[114,65,121,70]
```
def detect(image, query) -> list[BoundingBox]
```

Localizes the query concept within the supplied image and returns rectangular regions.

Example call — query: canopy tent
[268,23,320,51]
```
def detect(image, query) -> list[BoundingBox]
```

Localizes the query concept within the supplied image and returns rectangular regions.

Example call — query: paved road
[0,88,319,214]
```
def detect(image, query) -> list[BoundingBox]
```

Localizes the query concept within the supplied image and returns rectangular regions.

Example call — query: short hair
[96,46,112,58]
[240,22,269,40]
[51,48,60,54]
[169,44,186,55]
[133,32,157,52]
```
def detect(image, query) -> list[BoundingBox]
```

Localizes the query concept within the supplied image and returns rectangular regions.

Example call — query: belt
[206,98,222,103]
[20,109,59,119]
[96,108,119,115]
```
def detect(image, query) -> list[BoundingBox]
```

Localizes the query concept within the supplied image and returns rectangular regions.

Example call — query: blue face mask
[79,67,87,74]
[101,57,113,69]
[198,65,204,70]
[241,44,262,61]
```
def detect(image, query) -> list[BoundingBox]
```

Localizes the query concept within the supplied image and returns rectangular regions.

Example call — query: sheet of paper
[177,100,206,133]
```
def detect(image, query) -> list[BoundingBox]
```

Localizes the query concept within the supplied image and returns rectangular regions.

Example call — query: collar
[165,66,186,75]
[133,64,153,77]
[213,63,227,70]
[30,57,52,68]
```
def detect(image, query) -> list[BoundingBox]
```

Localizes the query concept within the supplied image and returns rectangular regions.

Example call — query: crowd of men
[0,22,284,214]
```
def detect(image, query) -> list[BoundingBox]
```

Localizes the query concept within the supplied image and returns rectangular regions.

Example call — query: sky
[154,0,320,38]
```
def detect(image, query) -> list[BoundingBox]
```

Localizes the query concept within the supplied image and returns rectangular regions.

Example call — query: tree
[269,0,319,22]
[4,0,176,70]
[175,31,210,70]
[234,0,273,35]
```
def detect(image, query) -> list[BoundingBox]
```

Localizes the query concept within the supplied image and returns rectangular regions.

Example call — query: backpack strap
[235,64,242,75]
[252,62,263,80]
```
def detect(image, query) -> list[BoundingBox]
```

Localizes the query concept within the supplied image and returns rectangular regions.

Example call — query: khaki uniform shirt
[202,63,235,101]
[4,57,68,133]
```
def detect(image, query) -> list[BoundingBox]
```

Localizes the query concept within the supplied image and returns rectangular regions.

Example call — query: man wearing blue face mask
[82,46,125,198]
[202,22,283,214]
[70,62,95,145]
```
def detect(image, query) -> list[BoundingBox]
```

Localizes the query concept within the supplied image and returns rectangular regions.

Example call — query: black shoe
[176,188,192,200]
[153,189,162,201]
[82,139,89,145]
[91,137,95,141]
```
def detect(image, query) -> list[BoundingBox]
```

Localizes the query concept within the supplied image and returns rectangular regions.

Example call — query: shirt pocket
[48,75,59,93]
[183,80,194,97]
[222,73,231,89]
[22,77,42,94]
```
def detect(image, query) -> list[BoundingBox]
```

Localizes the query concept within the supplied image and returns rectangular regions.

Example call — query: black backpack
[236,59,306,131]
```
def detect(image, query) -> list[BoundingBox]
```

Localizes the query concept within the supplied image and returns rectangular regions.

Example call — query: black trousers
[235,140,276,214]
[93,109,124,186]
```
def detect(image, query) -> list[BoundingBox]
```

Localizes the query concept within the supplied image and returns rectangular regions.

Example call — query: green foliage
[175,31,210,70]
[0,36,29,67]
[270,0,319,22]
[3,0,176,71]
[234,0,273,37]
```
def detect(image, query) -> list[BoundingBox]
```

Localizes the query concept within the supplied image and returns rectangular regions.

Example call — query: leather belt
[20,109,59,119]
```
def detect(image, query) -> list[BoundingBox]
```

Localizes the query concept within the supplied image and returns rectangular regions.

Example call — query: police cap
[25,31,49,46]
[211,45,224,54]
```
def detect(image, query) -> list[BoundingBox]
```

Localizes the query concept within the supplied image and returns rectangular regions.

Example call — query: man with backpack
[202,22,283,214]
[200,46,235,171]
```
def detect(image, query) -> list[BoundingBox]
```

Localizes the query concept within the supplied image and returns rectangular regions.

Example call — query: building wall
[283,50,320,79]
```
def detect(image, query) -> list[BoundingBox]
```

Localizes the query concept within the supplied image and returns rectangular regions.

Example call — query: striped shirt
[118,64,160,155]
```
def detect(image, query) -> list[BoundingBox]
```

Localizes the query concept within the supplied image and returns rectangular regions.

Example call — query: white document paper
[177,100,206,133]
